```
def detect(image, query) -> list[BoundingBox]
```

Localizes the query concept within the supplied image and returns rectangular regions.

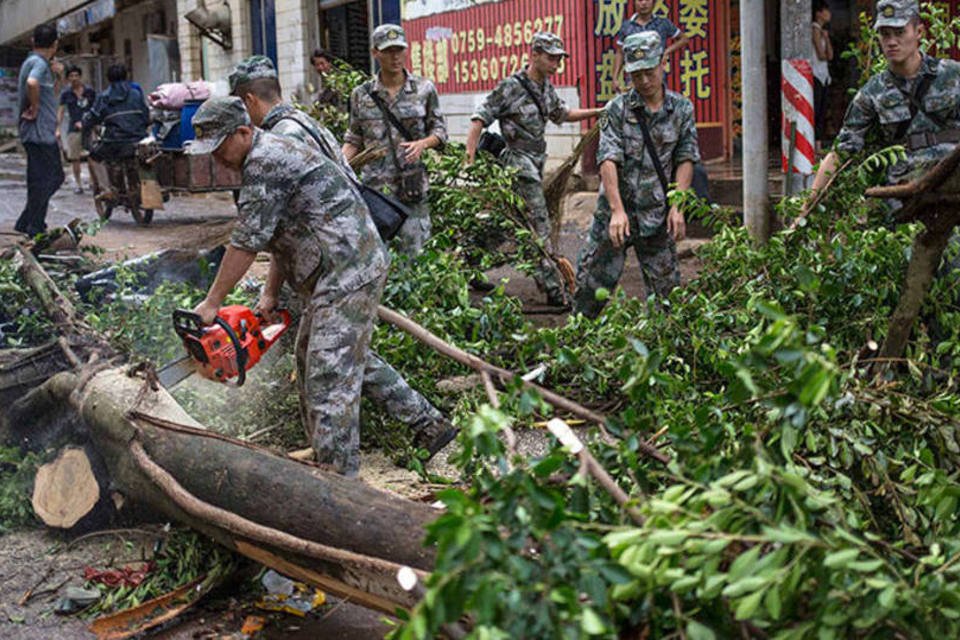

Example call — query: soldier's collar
[883,54,938,87]
[261,102,291,127]
[374,69,416,94]
[626,88,673,114]
[241,128,263,172]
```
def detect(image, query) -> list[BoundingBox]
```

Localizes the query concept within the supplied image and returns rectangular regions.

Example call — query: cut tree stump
[32,447,100,528]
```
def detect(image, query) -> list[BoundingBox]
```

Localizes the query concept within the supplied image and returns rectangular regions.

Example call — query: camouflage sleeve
[597,98,625,165]
[423,81,448,146]
[673,98,701,165]
[834,86,875,156]
[230,182,287,253]
[471,79,508,126]
[343,85,365,148]
[546,83,569,125]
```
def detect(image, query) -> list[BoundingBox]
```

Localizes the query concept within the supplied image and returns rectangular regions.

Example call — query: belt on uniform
[507,138,547,155]
[906,129,960,150]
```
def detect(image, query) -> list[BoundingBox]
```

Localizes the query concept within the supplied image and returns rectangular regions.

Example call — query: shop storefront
[401,0,732,162]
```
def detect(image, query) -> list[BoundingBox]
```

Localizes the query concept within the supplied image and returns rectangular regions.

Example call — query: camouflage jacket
[261,102,356,180]
[231,130,388,302]
[596,88,700,236]
[472,71,569,181]
[835,55,960,183]
[345,71,447,199]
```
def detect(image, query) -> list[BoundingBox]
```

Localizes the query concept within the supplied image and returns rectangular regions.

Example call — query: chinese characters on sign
[591,0,713,104]
[403,2,581,93]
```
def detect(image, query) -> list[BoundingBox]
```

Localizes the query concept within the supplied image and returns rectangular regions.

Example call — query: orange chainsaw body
[173,306,291,386]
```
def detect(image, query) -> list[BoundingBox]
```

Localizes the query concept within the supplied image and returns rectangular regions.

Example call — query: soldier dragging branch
[465,32,602,308]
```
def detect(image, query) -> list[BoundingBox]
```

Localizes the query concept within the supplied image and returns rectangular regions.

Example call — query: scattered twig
[65,527,163,550]
[377,305,669,465]
[17,566,56,606]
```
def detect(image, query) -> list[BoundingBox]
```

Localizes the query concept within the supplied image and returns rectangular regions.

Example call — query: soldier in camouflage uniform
[573,32,700,319]
[187,97,456,476]
[228,55,354,178]
[466,33,602,307]
[806,0,960,199]
[227,55,456,461]
[343,24,448,256]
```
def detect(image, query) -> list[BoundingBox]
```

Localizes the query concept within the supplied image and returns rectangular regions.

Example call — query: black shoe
[469,277,496,293]
[412,420,459,462]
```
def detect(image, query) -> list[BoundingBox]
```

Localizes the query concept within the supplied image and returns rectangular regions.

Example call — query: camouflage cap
[228,55,277,95]
[371,24,408,51]
[184,96,251,155]
[874,0,919,28]
[531,32,569,57]
[623,32,663,73]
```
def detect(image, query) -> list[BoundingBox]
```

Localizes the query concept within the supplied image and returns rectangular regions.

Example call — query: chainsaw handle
[172,309,204,340]
[213,316,247,388]
[173,308,249,387]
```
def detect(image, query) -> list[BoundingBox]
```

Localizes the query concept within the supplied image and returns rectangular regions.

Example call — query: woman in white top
[812,0,834,150]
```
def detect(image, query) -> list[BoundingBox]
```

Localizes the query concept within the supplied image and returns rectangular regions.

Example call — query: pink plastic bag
[148,81,211,110]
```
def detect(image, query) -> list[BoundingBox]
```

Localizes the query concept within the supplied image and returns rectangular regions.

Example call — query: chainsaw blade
[157,355,197,389]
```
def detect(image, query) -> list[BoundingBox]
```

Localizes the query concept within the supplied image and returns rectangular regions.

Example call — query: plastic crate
[153,99,204,151]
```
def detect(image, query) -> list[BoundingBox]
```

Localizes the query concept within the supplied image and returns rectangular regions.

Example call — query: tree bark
[880,216,958,359]
[68,366,436,613]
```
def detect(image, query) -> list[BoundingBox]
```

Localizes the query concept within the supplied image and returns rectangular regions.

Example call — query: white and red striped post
[781,58,815,191]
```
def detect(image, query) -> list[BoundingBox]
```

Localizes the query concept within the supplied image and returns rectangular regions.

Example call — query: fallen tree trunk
[3,243,440,616]
[45,365,437,613]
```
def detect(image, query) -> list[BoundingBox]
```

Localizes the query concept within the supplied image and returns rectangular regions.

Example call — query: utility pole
[740,1,770,243]
[781,0,815,195]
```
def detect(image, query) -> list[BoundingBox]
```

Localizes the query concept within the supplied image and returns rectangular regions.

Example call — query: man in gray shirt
[15,23,64,237]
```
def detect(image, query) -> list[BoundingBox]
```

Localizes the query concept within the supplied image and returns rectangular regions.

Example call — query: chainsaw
[157,305,292,389]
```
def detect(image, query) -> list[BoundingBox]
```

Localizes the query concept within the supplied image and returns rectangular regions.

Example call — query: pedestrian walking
[58,65,97,194]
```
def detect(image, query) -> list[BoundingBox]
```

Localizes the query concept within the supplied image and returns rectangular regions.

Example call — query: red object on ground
[83,562,154,588]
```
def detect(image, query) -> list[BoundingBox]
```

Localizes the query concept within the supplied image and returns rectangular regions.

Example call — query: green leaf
[735,588,766,620]
[764,586,783,620]
[686,621,717,640]
[823,548,860,568]
[580,607,607,635]
[728,546,762,580]
[761,525,816,544]
[722,576,769,598]
[878,586,896,610]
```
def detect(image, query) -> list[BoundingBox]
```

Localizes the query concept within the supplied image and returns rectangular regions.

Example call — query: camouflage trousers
[392,199,431,257]
[295,275,443,475]
[515,177,567,303]
[573,218,679,318]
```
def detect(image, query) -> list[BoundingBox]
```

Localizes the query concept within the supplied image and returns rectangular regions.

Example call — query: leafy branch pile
[380,155,960,639]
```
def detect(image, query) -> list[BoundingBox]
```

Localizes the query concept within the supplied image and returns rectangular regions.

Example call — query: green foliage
[0,260,56,348]
[0,447,42,532]
[426,143,543,276]
[388,154,960,637]
[297,61,368,140]
[84,528,241,616]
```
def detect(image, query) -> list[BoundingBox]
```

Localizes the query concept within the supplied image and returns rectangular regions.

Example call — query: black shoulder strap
[894,72,939,141]
[366,85,415,141]
[278,114,338,164]
[514,72,547,122]
[631,105,670,196]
